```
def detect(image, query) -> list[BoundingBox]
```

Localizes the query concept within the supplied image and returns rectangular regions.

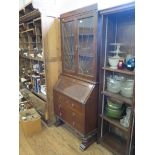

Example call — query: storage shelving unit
[19,2,61,123]
[97,2,135,155]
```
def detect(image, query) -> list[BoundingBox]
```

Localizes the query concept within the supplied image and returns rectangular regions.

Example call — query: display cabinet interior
[61,8,98,82]
[97,2,135,155]
[100,120,128,155]
[103,9,135,69]
[77,15,96,77]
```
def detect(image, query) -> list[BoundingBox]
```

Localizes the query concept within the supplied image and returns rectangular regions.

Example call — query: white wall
[19,0,32,9]
[20,0,135,16]
[56,0,134,15]
[19,0,24,9]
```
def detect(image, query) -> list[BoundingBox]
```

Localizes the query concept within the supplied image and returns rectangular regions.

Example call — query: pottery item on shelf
[33,64,40,73]
[107,75,126,93]
[117,59,124,69]
[107,77,121,93]
[19,48,23,52]
[120,79,134,98]
[105,106,123,119]
[23,52,28,56]
[108,55,120,69]
[125,54,134,63]
[107,98,122,110]
[106,97,124,119]
[125,57,135,71]
[126,107,132,118]
[37,53,43,58]
[120,116,129,127]
[120,107,131,128]
[29,54,34,57]
[41,85,46,95]
[108,43,126,69]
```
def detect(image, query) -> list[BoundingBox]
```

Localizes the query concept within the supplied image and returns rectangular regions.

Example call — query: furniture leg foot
[80,131,97,151]
[54,117,64,127]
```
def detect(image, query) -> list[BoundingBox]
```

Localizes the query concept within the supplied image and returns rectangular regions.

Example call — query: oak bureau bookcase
[53,4,99,151]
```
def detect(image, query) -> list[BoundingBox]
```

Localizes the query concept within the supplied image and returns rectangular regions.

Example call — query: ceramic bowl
[120,79,134,98]
[108,56,120,69]
[107,78,121,93]
[125,54,134,63]
[107,98,122,110]
[105,106,123,119]
[107,75,125,93]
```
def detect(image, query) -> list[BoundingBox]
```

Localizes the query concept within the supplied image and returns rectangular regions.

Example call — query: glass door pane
[62,20,75,72]
[77,16,95,76]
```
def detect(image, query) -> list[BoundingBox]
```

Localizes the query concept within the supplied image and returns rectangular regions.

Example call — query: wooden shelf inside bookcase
[78,53,94,57]
[38,72,45,76]
[33,17,41,22]
[22,42,42,44]
[102,90,132,105]
[32,91,47,102]
[21,28,34,34]
[20,10,40,23]
[100,114,129,132]
[19,23,26,31]
[20,55,44,62]
[102,67,135,76]
[30,56,44,62]
[21,87,46,102]
[100,132,126,155]
[31,72,45,77]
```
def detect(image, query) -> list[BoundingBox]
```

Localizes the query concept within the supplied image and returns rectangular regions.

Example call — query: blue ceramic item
[125,58,135,71]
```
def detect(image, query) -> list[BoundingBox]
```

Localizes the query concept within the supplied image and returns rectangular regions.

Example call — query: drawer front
[54,102,60,116]
[54,103,66,119]
[53,90,85,134]
[54,91,83,114]
[66,99,83,114]
[54,103,84,133]
[64,110,84,134]
[72,112,84,134]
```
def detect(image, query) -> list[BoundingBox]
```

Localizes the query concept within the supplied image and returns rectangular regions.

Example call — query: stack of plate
[105,98,123,119]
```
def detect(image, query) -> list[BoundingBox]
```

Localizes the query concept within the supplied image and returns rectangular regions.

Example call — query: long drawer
[55,103,84,133]
[54,90,85,134]
[53,91,83,114]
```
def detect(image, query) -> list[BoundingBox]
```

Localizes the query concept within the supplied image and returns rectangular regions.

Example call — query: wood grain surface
[20,122,113,155]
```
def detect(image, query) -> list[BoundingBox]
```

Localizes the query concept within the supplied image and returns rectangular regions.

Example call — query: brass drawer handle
[72,121,75,126]
[58,104,61,109]
[59,112,62,116]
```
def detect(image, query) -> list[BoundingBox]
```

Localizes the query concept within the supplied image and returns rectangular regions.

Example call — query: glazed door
[61,18,76,74]
[76,13,97,81]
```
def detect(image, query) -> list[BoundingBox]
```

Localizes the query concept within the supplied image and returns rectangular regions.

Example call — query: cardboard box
[20,108,42,137]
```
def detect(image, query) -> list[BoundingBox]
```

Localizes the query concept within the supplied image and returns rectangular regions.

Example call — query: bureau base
[55,116,64,127]
[80,130,97,151]
[55,116,97,151]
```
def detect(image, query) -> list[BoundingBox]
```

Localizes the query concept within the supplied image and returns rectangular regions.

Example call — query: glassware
[120,107,131,128]
[120,79,134,98]
[107,75,126,93]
